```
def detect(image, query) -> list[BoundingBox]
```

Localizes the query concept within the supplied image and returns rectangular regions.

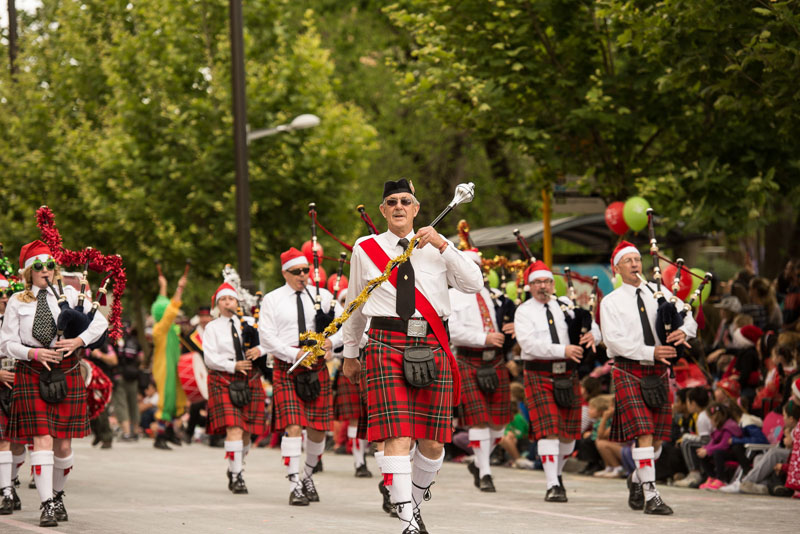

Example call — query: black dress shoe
[0,493,13,515]
[39,498,58,527]
[53,491,68,522]
[355,464,373,478]
[545,485,568,503]
[154,437,172,450]
[479,475,496,493]
[165,427,183,446]
[231,473,248,494]
[289,486,310,506]
[413,508,428,534]
[227,470,233,491]
[402,527,420,534]
[467,461,481,489]
[312,459,323,474]
[627,474,644,511]
[643,493,673,515]
[11,482,21,511]
[91,435,102,447]
[302,477,319,502]
[379,480,397,516]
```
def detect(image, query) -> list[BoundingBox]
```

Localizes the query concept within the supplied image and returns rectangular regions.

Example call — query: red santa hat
[611,240,640,268]
[791,377,800,402]
[281,247,308,271]
[739,325,763,345]
[212,282,239,308]
[717,376,741,400]
[525,260,554,283]
[19,240,53,270]
[0,274,8,289]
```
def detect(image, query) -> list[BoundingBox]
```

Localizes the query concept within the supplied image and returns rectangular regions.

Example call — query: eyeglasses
[31,259,57,272]
[287,267,310,276]
[384,197,414,207]
[530,279,553,286]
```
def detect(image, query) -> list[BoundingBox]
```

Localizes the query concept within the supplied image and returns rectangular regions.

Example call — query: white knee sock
[374,450,385,474]
[632,446,657,500]
[303,437,325,479]
[31,450,54,503]
[53,453,73,494]
[224,440,244,475]
[469,427,492,478]
[11,452,25,481]
[411,448,443,510]
[281,436,303,492]
[348,426,366,468]
[243,443,251,457]
[538,439,560,489]
[383,455,417,532]
[558,441,575,477]
[489,428,504,452]
[0,451,12,497]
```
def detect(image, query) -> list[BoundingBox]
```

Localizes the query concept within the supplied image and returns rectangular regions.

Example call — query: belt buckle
[0,358,15,372]
[482,350,495,362]
[552,361,567,374]
[640,359,654,367]
[407,319,427,338]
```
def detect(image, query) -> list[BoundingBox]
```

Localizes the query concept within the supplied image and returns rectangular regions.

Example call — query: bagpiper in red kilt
[610,358,672,444]
[456,347,511,428]
[271,358,333,433]
[206,368,267,436]
[523,360,581,441]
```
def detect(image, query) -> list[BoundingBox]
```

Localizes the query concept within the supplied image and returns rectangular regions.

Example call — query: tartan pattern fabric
[271,359,332,432]
[456,352,512,427]
[356,357,369,440]
[32,290,57,347]
[334,370,362,421]
[9,359,89,439]
[523,368,581,440]
[610,359,672,443]
[364,327,454,443]
[206,369,267,436]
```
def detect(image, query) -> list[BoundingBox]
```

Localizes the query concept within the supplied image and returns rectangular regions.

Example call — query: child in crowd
[577,393,610,475]
[754,343,796,416]
[592,395,624,478]
[676,387,712,487]
[697,402,742,490]
[500,382,533,469]
[576,377,604,475]
[783,379,800,497]
[739,400,799,495]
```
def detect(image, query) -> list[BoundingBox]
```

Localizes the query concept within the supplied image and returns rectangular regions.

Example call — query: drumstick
[183,259,192,278]
[155,259,164,278]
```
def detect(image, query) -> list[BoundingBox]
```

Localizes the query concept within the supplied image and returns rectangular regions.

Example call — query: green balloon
[487,269,499,289]
[505,281,518,302]
[554,273,567,297]
[623,196,651,232]
[613,273,623,289]
[687,267,710,307]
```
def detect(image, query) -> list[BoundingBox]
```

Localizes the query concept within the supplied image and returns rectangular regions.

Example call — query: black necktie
[230,318,244,361]
[296,291,306,340]
[33,290,57,347]
[545,303,560,344]
[636,289,656,346]
[396,238,415,321]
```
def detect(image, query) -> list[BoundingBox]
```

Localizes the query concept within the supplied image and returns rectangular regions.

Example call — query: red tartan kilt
[365,327,453,443]
[206,369,267,435]
[610,359,672,443]
[523,369,581,441]
[334,371,362,421]
[9,359,89,439]
[356,356,369,440]
[457,353,512,428]
[271,359,332,432]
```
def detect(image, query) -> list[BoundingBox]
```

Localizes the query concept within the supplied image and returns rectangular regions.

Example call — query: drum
[178,351,208,403]
[81,359,113,420]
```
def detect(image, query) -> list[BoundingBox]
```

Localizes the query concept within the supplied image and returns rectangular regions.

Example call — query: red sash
[359,237,461,406]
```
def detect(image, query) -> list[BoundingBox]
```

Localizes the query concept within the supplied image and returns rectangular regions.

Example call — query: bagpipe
[357,204,379,235]
[290,182,476,372]
[307,203,336,334]
[562,266,598,352]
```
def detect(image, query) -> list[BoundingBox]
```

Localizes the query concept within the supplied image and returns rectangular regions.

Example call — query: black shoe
[413,507,428,534]
[312,459,323,474]
[772,485,794,497]
[545,485,568,503]
[467,461,480,489]
[627,474,644,511]
[479,475,496,493]
[231,473,248,494]
[39,498,58,527]
[333,445,347,455]
[302,477,319,502]
[643,487,673,515]
[227,470,233,491]
[289,486,310,506]
[402,527,420,534]
[29,478,36,489]
[154,436,172,450]
[11,482,21,510]
[354,463,373,478]
[52,491,68,522]
[165,427,183,446]
[0,493,13,515]
[558,475,566,491]
[379,480,396,516]
[91,435,102,447]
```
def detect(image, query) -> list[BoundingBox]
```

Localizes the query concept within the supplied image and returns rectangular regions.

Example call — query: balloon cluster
[300,240,349,296]
[605,196,651,235]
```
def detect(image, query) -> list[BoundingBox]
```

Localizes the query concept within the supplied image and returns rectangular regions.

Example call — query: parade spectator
[576,394,611,476]
[739,400,799,495]
[742,277,781,331]
[697,403,742,489]
[754,343,796,416]
[710,296,741,351]
[498,382,533,469]
[87,341,118,449]
[776,259,800,326]
[676,387,712,488]
[115,324,143,441]
[593,396,624,478]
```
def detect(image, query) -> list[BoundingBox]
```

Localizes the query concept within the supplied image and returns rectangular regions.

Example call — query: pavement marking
[0,516,69,534]
[467,502,638,526]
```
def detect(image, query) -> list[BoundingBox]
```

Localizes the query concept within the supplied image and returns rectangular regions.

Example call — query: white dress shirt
[515,296,602,360]
[342,230,483,358]
[600,281,697,361]
[449,287,499,348]
[0,285,108,360]
[258,283,343,364]
[203,315,254,374]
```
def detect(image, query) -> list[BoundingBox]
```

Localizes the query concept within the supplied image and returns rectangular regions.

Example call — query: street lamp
[247,114,321,144]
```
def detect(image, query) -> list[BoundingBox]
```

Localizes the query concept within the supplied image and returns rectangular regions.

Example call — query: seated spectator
[499,382,533,469]
[676,387,712,488]
[739,400,798,495]
[592,395,624,478]
[710,296,742,352]
[755,343,796,416]
[577,393,611,475]
[742,277,782,332]
[785,379,800,497]
[707,314,754,379]
[139,381,159,437]
[697,402,743,489]
[719,398,769,492]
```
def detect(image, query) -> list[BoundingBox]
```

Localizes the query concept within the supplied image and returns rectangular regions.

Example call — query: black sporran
[640,374,668,409]
[0,386,11,416]
[39,368,68,404]
[475,365,499,394]
[552,377,575,409]
[228,380,252,408]
[402,346,438,388]
[294,370,321,402]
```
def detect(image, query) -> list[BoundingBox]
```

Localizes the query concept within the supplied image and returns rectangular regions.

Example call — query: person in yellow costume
[151,270,187,450]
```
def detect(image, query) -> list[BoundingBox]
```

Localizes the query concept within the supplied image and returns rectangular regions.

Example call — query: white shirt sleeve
[203,320,237,374]
[342,244,369,359]
[448,289,491,347]
[0,297,30,360]
[258,291,299,364]
[441,242,484,294]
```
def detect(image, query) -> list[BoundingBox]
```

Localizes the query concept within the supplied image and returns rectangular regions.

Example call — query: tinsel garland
[0,255,25,292]
[298,236,418,368]
[36,206,126,341]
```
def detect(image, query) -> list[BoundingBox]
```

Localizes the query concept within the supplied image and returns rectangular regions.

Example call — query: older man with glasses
[259,247,342,506]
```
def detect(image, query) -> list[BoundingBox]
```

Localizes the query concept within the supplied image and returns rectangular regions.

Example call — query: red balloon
[327,274,348,294]
[301,240,324,264]
[662,262,692,300]
[308,265,327,288]
[605,201,629,236]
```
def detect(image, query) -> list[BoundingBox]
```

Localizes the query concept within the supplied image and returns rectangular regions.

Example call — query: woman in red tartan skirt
[600,241,696,516]
[0,240,108,527]
[515,260,601,504]
[1,274,28,515]
[203,282,267,495]
[341,179,483,534]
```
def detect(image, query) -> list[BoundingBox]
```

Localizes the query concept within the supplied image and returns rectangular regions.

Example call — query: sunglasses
[31,259,57,272]
[384,197,413,207]
[287,267,310,276]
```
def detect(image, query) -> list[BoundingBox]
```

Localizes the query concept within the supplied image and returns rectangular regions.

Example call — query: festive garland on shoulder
[36,206,126,341]
[0,253,25,293]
